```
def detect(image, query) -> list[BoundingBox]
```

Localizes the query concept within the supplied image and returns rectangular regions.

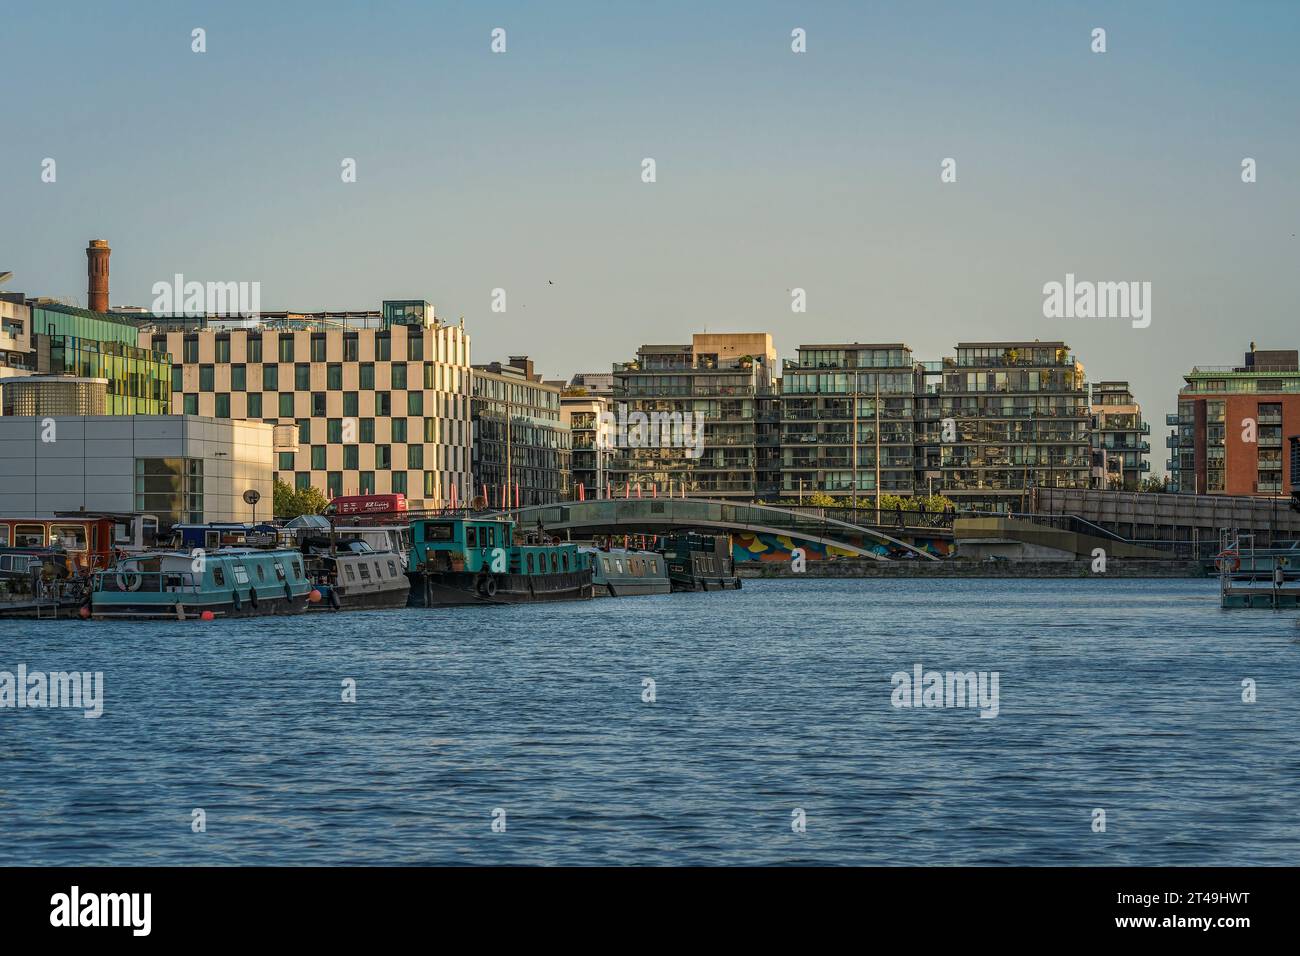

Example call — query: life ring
[231,589,242,612]
[482,577,498,598]
[1217,552,1241,573]
[248,586,259,610]
[475,573,489,596]
[115,568,143,592]
[328,587,342,611]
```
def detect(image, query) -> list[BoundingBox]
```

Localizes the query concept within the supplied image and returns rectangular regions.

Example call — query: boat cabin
[409,517,589,576]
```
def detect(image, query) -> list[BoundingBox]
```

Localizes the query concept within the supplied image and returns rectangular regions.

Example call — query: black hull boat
[408,569,592,607]
[660,532,742,592]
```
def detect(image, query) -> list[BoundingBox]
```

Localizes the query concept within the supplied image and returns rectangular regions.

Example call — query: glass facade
[134,457,204,526]
[31,305,172,414]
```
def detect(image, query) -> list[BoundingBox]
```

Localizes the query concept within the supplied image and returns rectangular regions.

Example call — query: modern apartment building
[780,344,918,501]
[141,301,473,508]
[609,333,779,499]
[927,341,1091,510]
[1167,344,1300,497]
[0,294,33,379]
[1089,381,1151,490]
[471,357,571,507]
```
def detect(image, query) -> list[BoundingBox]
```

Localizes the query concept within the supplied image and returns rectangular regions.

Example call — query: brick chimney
[86,239,110,312]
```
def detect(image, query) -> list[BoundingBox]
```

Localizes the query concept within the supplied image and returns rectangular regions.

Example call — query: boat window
[615,559,624,573]
[51,525,88,551]
[212,566,225,586]
[345,564,356,581]
[14,525,44,547]
[358,563,371,581]
[602,558,612,573]
[387,560,398,576]
[526,553,534,573]
[466,527,478,548]
[0,556,10,571]
[373,561,383,579]
[256,564,266,581]
[423,523,454,542]
[275,562,287,582]
[293,559,303,578]
[0,527,9,547]
[232,564,250,585]
[561,553,569,571]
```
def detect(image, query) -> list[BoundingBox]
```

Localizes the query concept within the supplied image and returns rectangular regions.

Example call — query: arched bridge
[493,498,940,561]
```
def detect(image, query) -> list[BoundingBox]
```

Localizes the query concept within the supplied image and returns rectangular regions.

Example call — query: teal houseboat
[90,548,314,620]
[581,547,671,597]
[407,516,593,606]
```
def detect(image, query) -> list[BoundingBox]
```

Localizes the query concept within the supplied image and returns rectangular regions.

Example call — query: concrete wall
[0,415,272,521]
[739,559,1204,579]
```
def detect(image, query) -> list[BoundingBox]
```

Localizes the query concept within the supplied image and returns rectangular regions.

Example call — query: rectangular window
[295,363,311,391]
[360,418,375,443]
[343,392,359,416]
[279,392,295,418]
[391,471,407,495]
[408,444,423,469]
[359,363,374,389]
[424,471,438,497]
[407,392,423,415]
[407,335,422,361]
[376,335,391,362]
[171,365,183,393]
[199,365,214,391]
[344,446,359,469]
[215,337,231,363]
[247,336,263,363]
[214,393,230,418]
[376,393,391,416]
[344,333,359,362]
[311,392,327,417]
[391,418,407,443]
[327,363,342,390]
[311,334,326,363]
[183,337,199,363]
[278,452,296,471]
[298,418,311,443]
[391,363,407,390]
[327,419,342,443]
[231,364,246,391]
[327,472,343,498]
[295,472,311,491]
[311,445,326,469]
[278,334,295,362]
[247,392,263,417]
[263,364,278,390]
[359,472,375,494]
[183,394,198,415]
[376,445,391,469]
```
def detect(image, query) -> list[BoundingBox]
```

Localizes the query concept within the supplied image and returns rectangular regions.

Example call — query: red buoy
[200,610,215,621]
[79,606,91,619]
[308,589,322,603]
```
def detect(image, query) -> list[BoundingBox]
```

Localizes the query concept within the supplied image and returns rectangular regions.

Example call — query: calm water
[2,579,1298,866]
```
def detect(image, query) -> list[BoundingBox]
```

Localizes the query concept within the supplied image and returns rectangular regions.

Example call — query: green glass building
[30,304,172,414]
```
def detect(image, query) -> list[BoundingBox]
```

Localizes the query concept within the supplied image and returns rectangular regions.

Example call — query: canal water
[2,578,1298,865]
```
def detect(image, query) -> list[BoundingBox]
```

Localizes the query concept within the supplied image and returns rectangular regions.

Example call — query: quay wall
[738,559,1206,579]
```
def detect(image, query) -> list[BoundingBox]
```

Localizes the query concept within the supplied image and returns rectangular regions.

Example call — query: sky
[4,1,1298,471]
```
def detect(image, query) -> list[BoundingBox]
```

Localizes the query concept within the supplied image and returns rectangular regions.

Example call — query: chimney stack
[86,239,110,312]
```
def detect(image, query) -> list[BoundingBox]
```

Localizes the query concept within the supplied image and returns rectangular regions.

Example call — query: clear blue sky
[4,1,1298,465]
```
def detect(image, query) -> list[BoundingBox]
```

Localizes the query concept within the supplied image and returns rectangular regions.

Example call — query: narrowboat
[89,548,314,620]
[407,516,592,606]
[303,540,411,611]
[284,514,413,565]
[582,547,671,597]
[659,533,742,592]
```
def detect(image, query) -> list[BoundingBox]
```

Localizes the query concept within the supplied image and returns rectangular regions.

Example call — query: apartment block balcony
[1165,434,1179,448]
[1165,413,1179,426]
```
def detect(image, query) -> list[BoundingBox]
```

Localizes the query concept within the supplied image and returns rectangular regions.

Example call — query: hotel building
[140,301,473,508]
[1167,345,1300,497]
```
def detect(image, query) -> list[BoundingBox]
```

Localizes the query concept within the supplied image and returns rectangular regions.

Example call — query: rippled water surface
[2,578,1298,865]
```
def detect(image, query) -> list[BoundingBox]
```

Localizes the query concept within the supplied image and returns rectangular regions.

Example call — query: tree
[274,479,329,519]
[806,492,837,508]
[1138,475,1172,494]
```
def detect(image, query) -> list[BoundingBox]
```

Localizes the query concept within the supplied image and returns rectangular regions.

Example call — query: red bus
[326,494,408,517]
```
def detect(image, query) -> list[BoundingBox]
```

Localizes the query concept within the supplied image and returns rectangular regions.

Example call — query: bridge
[491,498,942,560]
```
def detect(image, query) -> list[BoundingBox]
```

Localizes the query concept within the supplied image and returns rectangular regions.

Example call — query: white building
[0,415,273,524]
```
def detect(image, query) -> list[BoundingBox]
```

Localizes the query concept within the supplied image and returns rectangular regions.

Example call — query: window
[298,418,311,443]
[215,337,231,363]
[327,363,342,390]
[199,365,214,391]
[388,560,398,577]
[391,471,407,495]
[376,445,391,469]
[171,366,183,393]
[311,392,326,416]
[279,393,295,417]
[247,336,263,362]
[376,393,391,416]
[215,393,231,418]
[407,335,422,361]
[360,363,374,389]
[263,364,278,390]
[343,392,359,416]
[295,363,311,390]
[246,392,263,417]
[526,554,534,573]
[408,445,423,468]
[311,445,326,469]
[360,418,375,443]
[50,525,87,550]
[391,363,407,390]
[232,564,250,585]
[424,471,437,497]
[231,364,246,391]
[295,472,310,491]
[466,528,478,548]
[183,337,199,363]
[327,419,342,443]
[376,335,391,361]
[278,334,295,362]
[311,334,326,363]
[183,394,198,415]
[358,562,371,582]
[278,452,295,471]
[407,392,423,415]
[343,446,359,469]
[274,562,286,582]
[391,418,407,442]
[359,472,375,494]
[344,334,359,362]
[212,566,225,586]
